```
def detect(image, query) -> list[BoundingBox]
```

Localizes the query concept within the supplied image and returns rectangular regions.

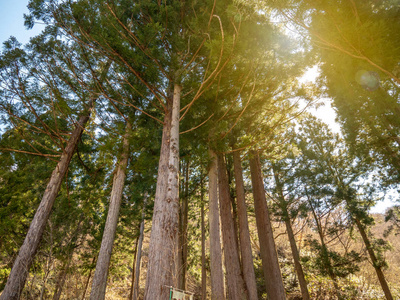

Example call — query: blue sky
[0,0,43,46]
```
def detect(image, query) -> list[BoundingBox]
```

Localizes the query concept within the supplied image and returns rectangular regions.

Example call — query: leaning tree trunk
[208,150,225,300]
[81,257,96,300]
[307,196,341,298]
[131,194,148,300]
[272,168,310,300]
[144,84,181,300]
[232,151,258,300]
[0,100,95,300]
[249,151,286,300]
[354,218,393,300]
[217,153,248,300]
[284,218,310,300]
[89,121,131,300]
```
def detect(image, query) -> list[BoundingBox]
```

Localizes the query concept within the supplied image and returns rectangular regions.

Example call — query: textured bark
[232,151,258,300]
[249,151,286,300]
[0,101,95,300]
[217,153,248,300]
[144,84,181,300]
[272,168,310,300]
[89,122,131,300]
[132,195,148,300]
[178,159,190,290]
[200,177,207,300]
[355,218,393,300]
[208,150,225,300]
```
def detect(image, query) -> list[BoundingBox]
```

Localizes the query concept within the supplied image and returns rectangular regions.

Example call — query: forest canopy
[0,0,399,299]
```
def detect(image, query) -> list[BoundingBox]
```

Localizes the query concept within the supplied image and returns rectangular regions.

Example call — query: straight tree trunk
[0,100,95,300]
[178,159,190,290]
[217,153,248,300]
[272,168,310,300]
[208,150,225,300]
[248,151,286,300]
[200,177,207,300]
[232,151,258,300]
[129,236,139,300]
[226,156,240,256]
[354,218,393,300]
[89,121,131,300]
[132,195,148,300]
[144,84,181,300]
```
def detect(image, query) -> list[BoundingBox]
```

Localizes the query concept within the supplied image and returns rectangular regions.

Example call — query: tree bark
[217,153,248,300]
[208,150,225,300]
[232,151,258,300]
[178,159,190,290]
[89,121,131,300]
[144,84,181,300]
[0,100,95,300]
[272,168,310,300]
[249,151,286,300]
[200,177,207,300]
[354,218,393,300]
[132,195,148,300]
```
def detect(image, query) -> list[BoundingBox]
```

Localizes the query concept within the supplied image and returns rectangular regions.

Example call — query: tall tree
[0,35,110,298]
[232,150,258,300]
[208,150,225,300]
[217,153,248,299]
[296,116,393,299]
[89,121,131,300]
[271,163,310,300]
[249,150,286,300]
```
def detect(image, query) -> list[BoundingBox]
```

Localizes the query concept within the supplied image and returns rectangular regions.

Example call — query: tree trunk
[248,151,286,300]
[354,218,393,300]
[208,150,225,300]
[129,236,139,300]
[178,159,190,290]
[217,153,248,300]
[0,100,95,300]
[227,156,240,256]
[81,257,96,300]
[284,218,310,300]
[132,195,148,300]
[52,256,72,300]
[89,121,131,300]
[144,84,181,300]
[200,177,207,300]
[272,168,310,300]
[232,151,258,300]
[307,197,341,298]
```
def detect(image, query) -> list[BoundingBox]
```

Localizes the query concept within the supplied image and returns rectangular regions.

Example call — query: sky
[0,0,396,213]
[0,0,43,46]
